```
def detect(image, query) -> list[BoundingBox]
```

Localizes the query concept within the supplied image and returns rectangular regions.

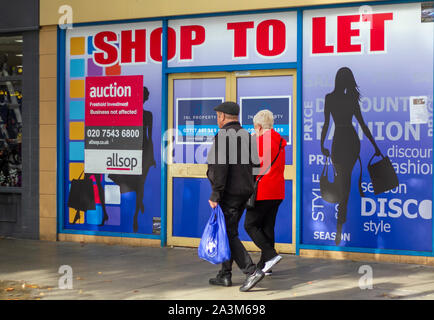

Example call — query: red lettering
[362,13,393,52]
[256,19,286,57]
[312,17,334,54]
[120,29,146,64]
[337,15,361,53]
[227,21,254,58]
[93,31,118,66]
[150,27,176,62]
[180,25,205,60]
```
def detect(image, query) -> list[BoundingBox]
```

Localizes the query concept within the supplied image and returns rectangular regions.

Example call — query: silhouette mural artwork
[108,87,156,232]
[320,67,389,245]
[302,4,433,251]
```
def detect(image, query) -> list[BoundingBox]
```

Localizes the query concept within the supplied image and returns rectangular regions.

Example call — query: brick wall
[39,25,57,241]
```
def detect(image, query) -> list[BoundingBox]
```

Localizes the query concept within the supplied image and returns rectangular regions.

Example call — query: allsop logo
[106,153,138,171]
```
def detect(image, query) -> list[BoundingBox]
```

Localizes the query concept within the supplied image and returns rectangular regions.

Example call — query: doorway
[167,69,297,253]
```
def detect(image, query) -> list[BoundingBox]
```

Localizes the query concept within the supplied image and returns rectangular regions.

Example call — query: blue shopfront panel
[301,4,433,252]
[63,21,163,237]
[172,177,292,243]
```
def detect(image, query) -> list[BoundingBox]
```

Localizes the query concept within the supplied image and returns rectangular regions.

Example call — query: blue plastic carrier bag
[198,205,231,264]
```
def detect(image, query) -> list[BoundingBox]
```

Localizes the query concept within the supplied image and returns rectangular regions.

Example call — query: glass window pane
[172,78,226,164]
[237,76,294,165]
[0,80,22,187]
[0,35,23,188]
[0,35,23,76]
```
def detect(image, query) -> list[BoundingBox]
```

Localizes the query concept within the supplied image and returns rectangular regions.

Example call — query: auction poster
[302,3,434,251]
[85,75,143,175]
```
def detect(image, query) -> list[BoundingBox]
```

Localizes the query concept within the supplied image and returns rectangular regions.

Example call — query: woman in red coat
[244,109,286,275]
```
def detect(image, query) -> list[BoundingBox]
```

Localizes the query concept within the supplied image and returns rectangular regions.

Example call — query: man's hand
[208,200,218,209]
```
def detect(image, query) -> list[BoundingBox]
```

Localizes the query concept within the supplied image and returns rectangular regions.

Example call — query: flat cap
[214,101,240,115]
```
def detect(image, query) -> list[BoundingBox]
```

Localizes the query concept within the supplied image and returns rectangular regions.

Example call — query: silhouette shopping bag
[320,156,342,203]
[67,171,96,211]
[368,153,399,195]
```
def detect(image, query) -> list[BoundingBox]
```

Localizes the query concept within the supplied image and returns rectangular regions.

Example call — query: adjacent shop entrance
[166,69,297,253]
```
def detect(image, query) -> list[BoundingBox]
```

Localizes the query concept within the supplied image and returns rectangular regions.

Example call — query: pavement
[1,237,434,301]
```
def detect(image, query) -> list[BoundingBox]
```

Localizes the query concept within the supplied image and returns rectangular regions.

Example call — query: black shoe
[209,275,232,287]
[239,269,265,292]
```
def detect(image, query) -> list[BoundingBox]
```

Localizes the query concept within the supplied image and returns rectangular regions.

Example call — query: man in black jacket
[207,101,264,292]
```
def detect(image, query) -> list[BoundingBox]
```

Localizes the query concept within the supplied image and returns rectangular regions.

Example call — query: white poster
[168,11,298,67]
[410,96,429,124]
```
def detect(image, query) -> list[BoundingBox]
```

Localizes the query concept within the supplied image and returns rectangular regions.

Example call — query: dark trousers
[219,196,256,277]
[244,199,282,269]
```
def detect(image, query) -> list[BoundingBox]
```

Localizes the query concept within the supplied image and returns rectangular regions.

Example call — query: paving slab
[1,238,434,300]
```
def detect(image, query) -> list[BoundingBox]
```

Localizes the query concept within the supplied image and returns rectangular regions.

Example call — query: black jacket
[207,121,260,204]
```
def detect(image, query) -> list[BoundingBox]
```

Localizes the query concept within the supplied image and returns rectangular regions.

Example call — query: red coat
[255,129,286,201]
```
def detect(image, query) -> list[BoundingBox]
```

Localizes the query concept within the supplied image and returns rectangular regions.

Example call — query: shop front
[0,0,39,239]
[48,0,434,263]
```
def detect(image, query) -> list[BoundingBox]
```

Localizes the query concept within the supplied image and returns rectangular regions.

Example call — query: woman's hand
[321,147,330,157]
[374,145,382,157]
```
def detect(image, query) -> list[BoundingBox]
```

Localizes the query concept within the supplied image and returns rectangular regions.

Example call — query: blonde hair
[253,109,274,129]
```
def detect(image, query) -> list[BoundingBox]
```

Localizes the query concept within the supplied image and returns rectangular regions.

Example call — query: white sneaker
[262,255,282,274]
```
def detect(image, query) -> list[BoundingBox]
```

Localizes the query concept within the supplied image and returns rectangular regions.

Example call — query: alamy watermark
[358,265,373,290]
[163,124,272,176]
[58,265,73,289]
[58,5,73,30]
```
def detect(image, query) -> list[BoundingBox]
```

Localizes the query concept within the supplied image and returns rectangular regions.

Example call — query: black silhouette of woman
[108,86,156,232]
[320,67,381,245]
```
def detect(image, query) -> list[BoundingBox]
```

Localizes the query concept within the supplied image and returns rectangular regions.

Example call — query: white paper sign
[410,96,429,124]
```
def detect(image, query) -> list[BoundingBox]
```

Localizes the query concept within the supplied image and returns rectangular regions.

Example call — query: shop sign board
[89,12,297,68]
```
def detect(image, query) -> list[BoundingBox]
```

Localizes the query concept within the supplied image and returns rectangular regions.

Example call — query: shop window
[0,35,23,188]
